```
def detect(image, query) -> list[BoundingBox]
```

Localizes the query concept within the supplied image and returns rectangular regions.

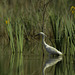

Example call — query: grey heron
[38,32,62,55]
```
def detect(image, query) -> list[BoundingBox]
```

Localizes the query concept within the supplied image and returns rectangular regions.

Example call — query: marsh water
[0,41,75,75]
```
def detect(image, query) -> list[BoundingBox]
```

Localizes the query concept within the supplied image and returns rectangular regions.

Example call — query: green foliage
[6,18,15,52]
[6,18,24,52]
[49,13,75,55]
[15,19,24,52]
[0,0,75,55]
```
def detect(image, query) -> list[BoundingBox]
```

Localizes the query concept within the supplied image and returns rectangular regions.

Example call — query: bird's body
[43,42,62,55]
[39,32,62,55]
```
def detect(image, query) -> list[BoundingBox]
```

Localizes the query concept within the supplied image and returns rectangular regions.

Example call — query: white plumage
[39,32,62,55]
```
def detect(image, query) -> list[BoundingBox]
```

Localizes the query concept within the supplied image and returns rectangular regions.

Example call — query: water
[0,49,74,75]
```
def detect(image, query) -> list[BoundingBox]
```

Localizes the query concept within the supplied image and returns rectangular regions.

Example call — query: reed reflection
[9,53,24,75]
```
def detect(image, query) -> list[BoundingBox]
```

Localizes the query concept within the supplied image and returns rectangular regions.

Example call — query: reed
[0,0,75,55]
[49,13,75,55]
[5,17,24,53]
[14,18,24,52]
[6,18,15,52]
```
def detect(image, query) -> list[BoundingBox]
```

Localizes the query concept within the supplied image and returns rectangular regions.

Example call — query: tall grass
[15,19,24,52]
[6,18,15,52]
[6,18,24,52]
[49,13,75,55]
[0,0,75,55]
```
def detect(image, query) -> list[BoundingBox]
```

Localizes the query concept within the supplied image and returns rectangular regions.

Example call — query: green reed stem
[6,18,15,52]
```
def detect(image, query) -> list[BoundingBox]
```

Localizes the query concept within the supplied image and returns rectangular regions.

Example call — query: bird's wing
[45,44,58,53]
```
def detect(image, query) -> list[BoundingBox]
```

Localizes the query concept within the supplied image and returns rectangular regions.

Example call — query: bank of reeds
[15,19,24,52]
[49,14,75,55]
[6,18,24,52]
[0,0,75,55]
[6,18,15,52]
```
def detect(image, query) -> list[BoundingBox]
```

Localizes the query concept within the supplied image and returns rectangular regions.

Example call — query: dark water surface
[0,52,74,75]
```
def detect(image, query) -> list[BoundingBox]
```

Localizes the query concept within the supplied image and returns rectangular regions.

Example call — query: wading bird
[38,32,62,55]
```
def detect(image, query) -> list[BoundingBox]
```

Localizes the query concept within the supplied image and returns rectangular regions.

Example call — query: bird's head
[38,32,47,38]
[35,32,47,37]
[39,32,46,36]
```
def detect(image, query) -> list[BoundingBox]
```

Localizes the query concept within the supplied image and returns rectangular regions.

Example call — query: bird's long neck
[42,35,46,45]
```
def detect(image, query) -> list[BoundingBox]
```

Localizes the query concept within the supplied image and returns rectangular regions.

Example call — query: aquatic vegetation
[49,13,75,55]
[5,18,15,52]
[5,18,24,52]
[15,19,24,52]
[70,6,75,14]
[5,20,8,24]
[0,0,75,55]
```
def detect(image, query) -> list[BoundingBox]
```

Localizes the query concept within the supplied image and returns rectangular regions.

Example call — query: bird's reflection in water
[43,56,62,75]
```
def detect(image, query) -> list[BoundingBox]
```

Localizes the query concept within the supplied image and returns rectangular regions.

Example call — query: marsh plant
[1,0,75,55]
[49,14,75,55]
[6,18,24,52]
[6,18,15,52]
[15,19,24,52]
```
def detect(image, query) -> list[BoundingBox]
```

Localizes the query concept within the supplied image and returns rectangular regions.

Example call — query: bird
[38,32,62,55]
